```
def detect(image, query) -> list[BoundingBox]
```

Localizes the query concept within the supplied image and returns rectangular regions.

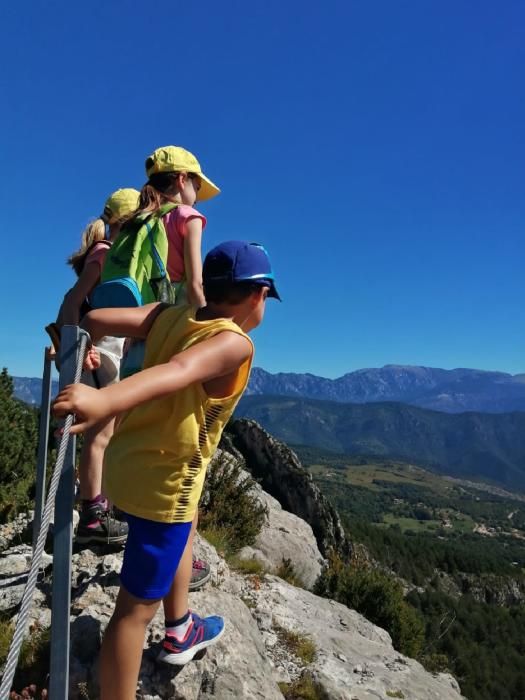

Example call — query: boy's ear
[250,287,266,306]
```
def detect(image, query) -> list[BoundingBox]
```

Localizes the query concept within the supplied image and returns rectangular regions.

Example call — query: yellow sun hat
[102,188,140,222]
[145,146,220,202]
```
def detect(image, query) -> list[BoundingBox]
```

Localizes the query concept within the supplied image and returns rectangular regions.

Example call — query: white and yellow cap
[145,145,220,202]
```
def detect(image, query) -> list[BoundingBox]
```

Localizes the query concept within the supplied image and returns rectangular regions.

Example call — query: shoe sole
[157,623,225,666]
[75,534,128,545]
[188,569,212,591]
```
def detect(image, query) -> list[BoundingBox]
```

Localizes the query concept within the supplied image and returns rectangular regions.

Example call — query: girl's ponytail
[67,217,106,276]
[122,173,180,225]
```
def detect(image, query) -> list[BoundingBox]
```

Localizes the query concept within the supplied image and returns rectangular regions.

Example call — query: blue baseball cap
[203,241,281,300]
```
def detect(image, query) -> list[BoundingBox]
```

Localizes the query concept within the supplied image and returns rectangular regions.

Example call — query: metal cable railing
[0,330,87,700]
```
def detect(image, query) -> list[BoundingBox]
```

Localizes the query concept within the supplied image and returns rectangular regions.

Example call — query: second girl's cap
[145,146,220,202]
[102,188,140,222]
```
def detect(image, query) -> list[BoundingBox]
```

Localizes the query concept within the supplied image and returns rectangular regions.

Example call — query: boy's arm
[81,303,168,343]
[53,331,252,433]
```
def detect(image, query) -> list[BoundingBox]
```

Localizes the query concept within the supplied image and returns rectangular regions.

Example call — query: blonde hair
[67,217,107,276]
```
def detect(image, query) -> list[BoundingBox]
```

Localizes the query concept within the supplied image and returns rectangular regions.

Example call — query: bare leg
[163,514,197,620]
[78,418,115,500]
[100,586,160,700]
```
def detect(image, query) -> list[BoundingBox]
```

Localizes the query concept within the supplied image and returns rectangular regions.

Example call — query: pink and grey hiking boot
[189,556,211,590]
[76,497,128,545]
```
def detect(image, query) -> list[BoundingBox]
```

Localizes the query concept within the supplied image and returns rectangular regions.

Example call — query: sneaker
[189,557,212,591]
[76,503,128,545]
[158,613,225,666]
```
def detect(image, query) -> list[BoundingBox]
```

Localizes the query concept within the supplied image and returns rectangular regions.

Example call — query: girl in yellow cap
[49,188,140,545]
[117,147,220,590]
[138,145,219,307]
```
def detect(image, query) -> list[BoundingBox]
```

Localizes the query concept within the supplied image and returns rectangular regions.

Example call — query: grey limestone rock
[223,419,353,560]
[0,510,465,700]
[236,479,324,589]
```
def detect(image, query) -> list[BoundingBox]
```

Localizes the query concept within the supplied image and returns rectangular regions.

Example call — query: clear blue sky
[1,1,523,379]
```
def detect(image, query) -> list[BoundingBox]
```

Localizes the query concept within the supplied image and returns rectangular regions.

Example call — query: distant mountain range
[236,395,525,490]
[12,364,525,413]
[12,377,58,406]
[247,365,525,413]
[11,365,525,490]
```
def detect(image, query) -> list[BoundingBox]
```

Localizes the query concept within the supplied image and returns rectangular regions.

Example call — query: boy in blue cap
[53,241,280,699]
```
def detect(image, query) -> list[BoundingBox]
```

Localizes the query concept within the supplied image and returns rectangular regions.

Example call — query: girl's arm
[57,262,101,326]
[53,330,252,433]
[81,303,169,344]
[183,218,205,308]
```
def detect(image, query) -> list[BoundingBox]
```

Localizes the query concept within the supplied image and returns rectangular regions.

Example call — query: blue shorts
[120,513,192,600]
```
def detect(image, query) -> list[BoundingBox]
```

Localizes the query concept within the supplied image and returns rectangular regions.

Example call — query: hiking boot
[76,502,128,545]
[158,613,225,665]
[189,556,211,591]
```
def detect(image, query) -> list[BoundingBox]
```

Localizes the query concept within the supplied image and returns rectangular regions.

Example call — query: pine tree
[0,368,39,520]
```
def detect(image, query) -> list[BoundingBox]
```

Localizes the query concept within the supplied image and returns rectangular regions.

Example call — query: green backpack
[90,203,178,309]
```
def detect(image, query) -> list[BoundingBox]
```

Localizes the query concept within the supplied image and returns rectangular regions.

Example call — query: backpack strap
[156,202,180,218]
[136,202,179,225]
[144,203,179,278]
[146,219,167,278]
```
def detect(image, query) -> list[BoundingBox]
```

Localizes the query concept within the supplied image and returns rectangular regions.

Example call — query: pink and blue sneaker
[158,613,225,665]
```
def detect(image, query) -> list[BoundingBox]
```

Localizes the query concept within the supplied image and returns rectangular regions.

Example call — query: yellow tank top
[103,305,253,523]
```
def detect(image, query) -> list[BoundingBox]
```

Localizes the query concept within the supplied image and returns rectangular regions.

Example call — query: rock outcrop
[0,531,465,700]
[237,483,324,590]
[0,431,466,699]
[222,420,352,561]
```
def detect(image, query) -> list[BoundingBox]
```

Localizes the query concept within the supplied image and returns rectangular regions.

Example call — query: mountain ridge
[235,394,525,491]
[12,364,525,413]
[247,365,525,413]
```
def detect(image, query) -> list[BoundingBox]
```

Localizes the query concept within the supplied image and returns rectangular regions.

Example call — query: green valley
[295,444,525,700]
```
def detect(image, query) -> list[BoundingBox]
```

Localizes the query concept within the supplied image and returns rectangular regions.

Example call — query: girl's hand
[84,347,101,371]
[52,384,111,434]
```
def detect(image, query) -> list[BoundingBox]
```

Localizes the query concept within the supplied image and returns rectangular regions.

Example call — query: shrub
[273,622,316,664]
[200,452,267,552]
[0,617,50,694]
[279,673,327,700]
[314,553,424,658]
[276,557,305,588]
[228,556,266,576]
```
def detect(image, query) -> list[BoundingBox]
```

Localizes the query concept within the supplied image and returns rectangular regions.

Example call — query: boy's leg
[103,514,194,690]
[100,586,160,700]
[160,514,224,666]
[163,513,197,620]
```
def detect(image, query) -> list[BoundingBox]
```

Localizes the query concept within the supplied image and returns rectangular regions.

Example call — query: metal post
[33,347,54,549]
[48,325,79,699]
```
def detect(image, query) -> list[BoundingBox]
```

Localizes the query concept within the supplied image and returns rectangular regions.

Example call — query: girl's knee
[83,421,114,458]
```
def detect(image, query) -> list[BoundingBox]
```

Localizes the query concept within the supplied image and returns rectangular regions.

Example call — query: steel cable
[0,333,87,699]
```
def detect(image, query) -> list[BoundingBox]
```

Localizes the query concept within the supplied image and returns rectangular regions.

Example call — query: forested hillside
[237,395,525,489]
[295,445,525,700]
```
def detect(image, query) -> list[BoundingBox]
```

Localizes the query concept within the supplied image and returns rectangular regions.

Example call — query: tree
[0,368,39,520]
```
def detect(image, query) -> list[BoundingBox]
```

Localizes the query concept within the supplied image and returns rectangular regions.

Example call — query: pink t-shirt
[85,241,111,272]
[163,205,207,282]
